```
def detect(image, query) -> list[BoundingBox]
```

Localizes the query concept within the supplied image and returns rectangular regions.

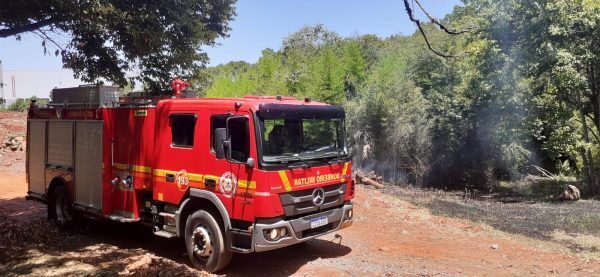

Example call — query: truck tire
[185,210,232,273]
[52,186,72,228]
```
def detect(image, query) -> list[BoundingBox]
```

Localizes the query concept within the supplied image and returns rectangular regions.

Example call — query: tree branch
[413,0,473,35]
[0,18,56,38]
[34,30,65,51]
[402,0,454,58]
[585,114,600,143]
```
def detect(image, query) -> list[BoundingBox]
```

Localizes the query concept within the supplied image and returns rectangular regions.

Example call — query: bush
[8,99,29,112]
[500,175,578,198]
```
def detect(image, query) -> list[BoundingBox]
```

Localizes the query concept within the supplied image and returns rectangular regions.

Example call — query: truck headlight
[279,227,287,237]
[264,227,289,241]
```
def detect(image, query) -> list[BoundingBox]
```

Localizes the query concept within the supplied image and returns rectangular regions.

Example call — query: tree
[347,41,432,185]
[341,41,367,100]
[0,0,236,89]
[448,0,600,194]
[8,98,29,112]
[198,7,599,195]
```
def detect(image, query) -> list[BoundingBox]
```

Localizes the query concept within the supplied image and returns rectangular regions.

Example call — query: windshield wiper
[304,151,345,161]
[267,155,302,163]
[328,156,347,164]
[288,162,310,169]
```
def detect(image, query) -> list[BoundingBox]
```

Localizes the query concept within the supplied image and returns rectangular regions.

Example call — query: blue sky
[0,0,461,98]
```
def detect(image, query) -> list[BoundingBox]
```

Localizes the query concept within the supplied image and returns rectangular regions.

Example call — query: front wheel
[185,210,232,273]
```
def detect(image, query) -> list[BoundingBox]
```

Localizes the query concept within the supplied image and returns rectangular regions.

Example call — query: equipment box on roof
[50,85,119,107]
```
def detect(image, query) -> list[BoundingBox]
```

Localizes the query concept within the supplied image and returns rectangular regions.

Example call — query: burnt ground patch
[383,185,600,253]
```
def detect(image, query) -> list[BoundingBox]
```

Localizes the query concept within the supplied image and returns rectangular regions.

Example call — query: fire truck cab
[26,86,354,272]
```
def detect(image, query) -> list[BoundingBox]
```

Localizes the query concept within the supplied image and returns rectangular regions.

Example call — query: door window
[171,114,196,147]
[210,114,250,162]
[210,115,228,154]
[228,117,250,163]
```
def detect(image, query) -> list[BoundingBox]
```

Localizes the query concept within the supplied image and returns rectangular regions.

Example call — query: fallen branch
[355,172,385,189]
[528,165,555,178]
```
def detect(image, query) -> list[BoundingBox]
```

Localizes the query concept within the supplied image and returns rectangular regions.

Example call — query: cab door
[203,110,256,222]
[153,110,202,205]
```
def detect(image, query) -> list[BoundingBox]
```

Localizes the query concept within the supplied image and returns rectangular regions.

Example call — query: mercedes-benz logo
[312,188,325,206]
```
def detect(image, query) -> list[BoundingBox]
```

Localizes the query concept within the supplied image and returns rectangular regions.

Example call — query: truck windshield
[260,118,347,163]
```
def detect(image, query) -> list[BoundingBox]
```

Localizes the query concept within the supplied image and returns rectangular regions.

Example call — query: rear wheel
[185,210,232,273]
[52,186,72,227]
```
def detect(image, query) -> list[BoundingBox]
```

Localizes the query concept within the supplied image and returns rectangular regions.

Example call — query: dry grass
[0,208,202,276]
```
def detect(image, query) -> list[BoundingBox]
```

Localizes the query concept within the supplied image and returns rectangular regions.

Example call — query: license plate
[310,216,328,229]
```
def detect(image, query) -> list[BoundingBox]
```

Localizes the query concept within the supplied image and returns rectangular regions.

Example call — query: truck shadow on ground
[0,197,46,222]
[0,199,351,276]
[89,220,352,276]
[226,238,352,276]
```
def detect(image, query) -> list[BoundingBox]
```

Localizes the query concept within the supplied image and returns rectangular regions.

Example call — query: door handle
[165,174,175,182]
[205,179,216,189]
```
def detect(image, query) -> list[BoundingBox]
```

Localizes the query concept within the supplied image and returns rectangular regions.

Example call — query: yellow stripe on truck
[153,169,203,181]
[122,166,261,191]
[278,171,292,192]
[131,164,152,173]
[341,162,349,182]
[113,163,152,174]
[238,180,256,189]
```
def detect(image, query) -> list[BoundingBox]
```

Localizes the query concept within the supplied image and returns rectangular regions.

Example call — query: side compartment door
[27,121,46,196]
[74,121,103,212]
[109,109,156,219]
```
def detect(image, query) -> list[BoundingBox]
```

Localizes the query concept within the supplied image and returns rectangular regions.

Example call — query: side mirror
[214,128,229,159]
[246,157,255,168]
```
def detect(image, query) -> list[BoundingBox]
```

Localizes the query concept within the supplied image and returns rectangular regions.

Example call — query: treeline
[193,1,600,195]
[0,97,47,112]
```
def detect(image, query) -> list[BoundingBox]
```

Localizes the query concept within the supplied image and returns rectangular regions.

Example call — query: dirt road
[1,170,598,276]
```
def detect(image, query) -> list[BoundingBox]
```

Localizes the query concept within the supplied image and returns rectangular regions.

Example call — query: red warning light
[170,77,190,97]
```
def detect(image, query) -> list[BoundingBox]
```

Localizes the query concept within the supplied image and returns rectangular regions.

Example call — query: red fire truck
[26,83,354,272]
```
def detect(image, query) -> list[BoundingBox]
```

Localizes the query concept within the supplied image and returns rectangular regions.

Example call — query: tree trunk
[587,63,600,195]
[355,172,385,189]
[577,90,597,195]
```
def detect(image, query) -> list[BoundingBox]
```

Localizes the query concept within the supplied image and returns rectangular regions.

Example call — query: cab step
[107,214,139,223]
[229,228,253,253]
[153,229,177,238]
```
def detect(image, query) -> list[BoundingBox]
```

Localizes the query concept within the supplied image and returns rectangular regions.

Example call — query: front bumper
[253,203,353,252]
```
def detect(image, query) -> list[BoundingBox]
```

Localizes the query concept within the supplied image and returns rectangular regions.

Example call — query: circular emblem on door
[312,187,325,206]
[219,172,237,197]
[176,170,190,192]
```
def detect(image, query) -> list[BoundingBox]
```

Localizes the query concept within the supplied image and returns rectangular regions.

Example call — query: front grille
[279,183,346,217]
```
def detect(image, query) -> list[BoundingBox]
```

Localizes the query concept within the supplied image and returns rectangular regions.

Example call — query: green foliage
[0,0,236,90]
[196,1,600,195]
[8,98,29,112]
[500,175,578,198]
[462,0,600,193]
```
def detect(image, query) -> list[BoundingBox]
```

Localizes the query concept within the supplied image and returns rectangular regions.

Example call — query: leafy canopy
[0,0,236,89]
[197,1,600,196]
